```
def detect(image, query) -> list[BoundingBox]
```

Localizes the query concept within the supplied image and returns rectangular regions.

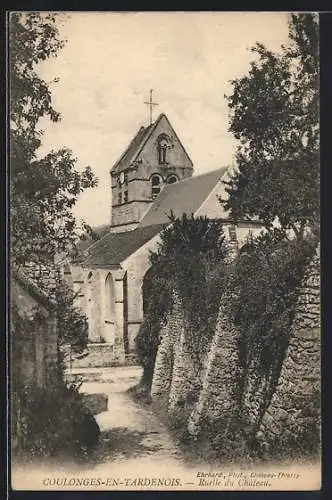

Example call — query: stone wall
[167,320,203,427]
[151,293,204,429]
[257,247,320,454]
[14,318,58,390]
[22,261,59,295]
[64,266,126,362]
[111,200,152,229]
[187,299,241,436]
[70,342,124,369]
[89,271,103,342]
[149,245,321,458]
[12,277,59,391]
[151,293,183,402]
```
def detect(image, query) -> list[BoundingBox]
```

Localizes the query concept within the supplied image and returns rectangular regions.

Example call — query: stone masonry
[151,292,183,402]
[257,246,320,451]
[167,317,203,427]
[187,297,241,436]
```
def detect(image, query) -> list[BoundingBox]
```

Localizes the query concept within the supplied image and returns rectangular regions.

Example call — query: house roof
[82,223,167,268]
[139,167,229,227]
[12,269,57,317]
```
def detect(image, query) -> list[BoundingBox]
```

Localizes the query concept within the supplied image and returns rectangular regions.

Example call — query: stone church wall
[70,342,123,368]
[63,265,126,366]
[139,114,193,174]
[89,271,104,342]
[124,234,161,352]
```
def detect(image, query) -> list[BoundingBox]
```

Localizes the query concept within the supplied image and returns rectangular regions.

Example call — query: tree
[222,14,319,238]
[54,280,88,353]
[135,212,228,386]
[10,12,98,268]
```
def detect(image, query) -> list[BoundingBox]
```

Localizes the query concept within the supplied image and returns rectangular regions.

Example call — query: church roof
[82,223,167,268]
[111,124,154,174]
[139,167,228,227]
[77,224,110,253]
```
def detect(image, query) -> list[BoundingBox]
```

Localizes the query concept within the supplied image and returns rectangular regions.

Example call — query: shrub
[230,231,317,391]
[11,302,98,461]
[54,279,89,354]
[16,380,100,459]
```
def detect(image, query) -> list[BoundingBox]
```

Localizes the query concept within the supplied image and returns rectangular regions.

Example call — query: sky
[37,12,291,226]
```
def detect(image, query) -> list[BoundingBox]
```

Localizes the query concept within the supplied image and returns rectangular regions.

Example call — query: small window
[158,147,167,164]
[124,190,128,203]
[228,225,237,242]
[151,174,162,200]
[124,172,128,186]
[157,134,170,165]
[118,192,122,205]
[167,174,178,184]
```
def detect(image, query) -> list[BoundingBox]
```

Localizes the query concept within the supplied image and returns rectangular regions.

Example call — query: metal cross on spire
[144,89,159,125]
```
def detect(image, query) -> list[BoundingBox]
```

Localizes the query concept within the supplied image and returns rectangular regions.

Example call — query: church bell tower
[110,94,194,233]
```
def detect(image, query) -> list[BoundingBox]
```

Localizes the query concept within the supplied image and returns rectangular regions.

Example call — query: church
[63,111,264,364]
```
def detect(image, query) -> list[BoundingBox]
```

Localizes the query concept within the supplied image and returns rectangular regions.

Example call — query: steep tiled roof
[76,225,110,254]
[82,223,167,268]
[139,167,228,227]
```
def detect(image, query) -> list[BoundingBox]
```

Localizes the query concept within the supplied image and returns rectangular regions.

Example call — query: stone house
[11,270,59,445]
[64,113,264,364]
[12,269,59,391]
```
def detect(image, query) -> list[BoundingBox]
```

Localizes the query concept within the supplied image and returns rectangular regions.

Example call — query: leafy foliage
[9,13,98,456]
[150,212,228,324]
[135,213,228,386]
[229,230,317,382]
[54,279,88,353]
[222,14,319,236]
[11,303,98,459]
[16,381,100,459]
[10,12,98,267]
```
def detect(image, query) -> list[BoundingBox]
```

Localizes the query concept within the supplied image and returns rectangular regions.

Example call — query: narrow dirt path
[77,366,188,473]
[94,391,183,464]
